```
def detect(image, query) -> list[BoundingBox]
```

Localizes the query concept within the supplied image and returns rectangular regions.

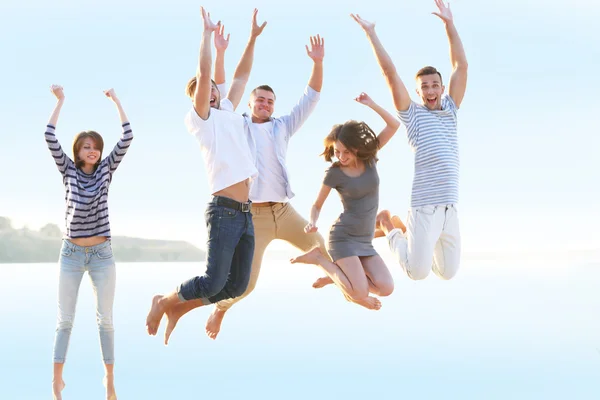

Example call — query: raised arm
[305,184,332,233]
[227,8,267,110]
[103,89,133,173]
[45,85,71,175]
[351,14,412,112]
[213,24,230,86]
[433,0,468,107]
[306,35,324,92]
[354,92,400,149]
[193,7,220,119]
[281,35,325,137]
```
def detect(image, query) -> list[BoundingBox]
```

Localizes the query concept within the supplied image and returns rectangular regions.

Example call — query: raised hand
[350,13,375,33]
[201,6,220,33]
[214,24,230,51]
[50,84,64,101]
[103,88,120,103]
[250,8,267,38]
[304,223,318,234]
[354,92,374,107]
[432,0,453,23]
[305,35,324,62]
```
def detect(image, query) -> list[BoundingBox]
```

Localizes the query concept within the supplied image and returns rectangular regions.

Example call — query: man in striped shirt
[352,0,468,280]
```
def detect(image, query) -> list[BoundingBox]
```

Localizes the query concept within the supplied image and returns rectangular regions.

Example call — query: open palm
[432,0,453,23]
[306,35,324,62]
[350,13,375,33]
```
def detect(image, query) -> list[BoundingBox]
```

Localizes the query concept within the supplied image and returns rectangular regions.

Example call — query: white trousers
[387,204,461,280]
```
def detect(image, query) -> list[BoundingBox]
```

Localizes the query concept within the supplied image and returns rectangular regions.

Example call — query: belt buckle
[241,202,250,213]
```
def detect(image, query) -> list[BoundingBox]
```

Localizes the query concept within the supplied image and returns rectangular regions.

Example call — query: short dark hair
[321,120,379,166]
[415,66,443,84]
[251,85,276,100]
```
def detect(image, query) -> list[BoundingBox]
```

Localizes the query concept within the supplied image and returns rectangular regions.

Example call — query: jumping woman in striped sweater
[46,84,133,400]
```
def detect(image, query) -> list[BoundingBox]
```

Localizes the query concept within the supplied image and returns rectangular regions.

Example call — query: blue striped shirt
[45,123,133,238]
[397,95,459,207]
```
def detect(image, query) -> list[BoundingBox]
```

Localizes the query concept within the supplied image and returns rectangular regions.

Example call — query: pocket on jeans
[416,205,436,215]
[221,208,238,219]
[96,246,114,260]
[60,245,73,257]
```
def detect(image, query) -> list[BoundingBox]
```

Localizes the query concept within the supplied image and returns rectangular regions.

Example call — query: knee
[97,315,114,331]
[228,280,251,299]
[406,264,431,280]
[375,281,394,297]
[347,286,370,302]
[56,319,74,332]
[202,274,230,299]
[437,264,459,280]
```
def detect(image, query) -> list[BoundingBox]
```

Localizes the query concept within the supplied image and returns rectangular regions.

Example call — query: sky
[0,0,599,256]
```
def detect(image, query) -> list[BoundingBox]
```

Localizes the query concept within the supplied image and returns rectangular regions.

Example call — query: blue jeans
[178,196,255,304]
[53,239,116,364]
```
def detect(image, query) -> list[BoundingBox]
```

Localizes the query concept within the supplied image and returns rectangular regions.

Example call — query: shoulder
[442,94,458,112]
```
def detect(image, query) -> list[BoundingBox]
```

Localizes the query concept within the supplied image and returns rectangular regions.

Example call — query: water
[2,256,599,399]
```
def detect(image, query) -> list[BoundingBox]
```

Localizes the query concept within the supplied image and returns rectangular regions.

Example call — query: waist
[64,237,110,251]
[210,196,252,213]
[252,201,285,208]
[213,179,250,203]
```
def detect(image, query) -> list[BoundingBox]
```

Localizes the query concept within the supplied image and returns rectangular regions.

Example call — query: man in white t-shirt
[145,7,267,341]
[352,0,468,281]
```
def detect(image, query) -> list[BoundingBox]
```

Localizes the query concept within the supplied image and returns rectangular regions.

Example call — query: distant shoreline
[0,217,205,263]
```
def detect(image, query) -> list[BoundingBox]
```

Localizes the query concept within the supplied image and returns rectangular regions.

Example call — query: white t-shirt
[184,99,257,194]
[248,121,287,202]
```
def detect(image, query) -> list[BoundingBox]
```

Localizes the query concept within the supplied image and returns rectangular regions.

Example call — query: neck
[251,115,269,123]
[80,164,95,174]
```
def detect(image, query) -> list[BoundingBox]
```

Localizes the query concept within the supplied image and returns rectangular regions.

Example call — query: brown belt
[252,201,282,208]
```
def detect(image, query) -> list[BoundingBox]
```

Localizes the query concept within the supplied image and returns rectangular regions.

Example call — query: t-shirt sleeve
[443,94,458,114]
[219,98,234,112]
[184,107,214,139]
[397,101,420,147]
[322,165,338,188]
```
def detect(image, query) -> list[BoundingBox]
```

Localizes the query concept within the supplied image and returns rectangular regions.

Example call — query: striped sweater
[45,123,133,238]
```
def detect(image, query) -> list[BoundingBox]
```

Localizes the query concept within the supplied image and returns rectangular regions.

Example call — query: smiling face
[73,131,104,172]
[249,86,276,123]
[416,73,445,110]
[333,140,357,167]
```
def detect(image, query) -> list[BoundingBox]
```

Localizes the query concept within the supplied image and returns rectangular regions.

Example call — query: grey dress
[323,161,379,261]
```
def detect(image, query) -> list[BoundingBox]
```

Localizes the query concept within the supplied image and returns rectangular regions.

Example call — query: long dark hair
[321,120,379,166]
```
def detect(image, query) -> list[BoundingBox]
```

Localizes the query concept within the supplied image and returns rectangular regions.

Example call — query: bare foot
[312,276,333,288]
[146,295,165,336]
[165,306,185,346]
[290,247,323,265]
[391,215,407,234]
[52,380,65,400]
[205,308,227,340]
[376,210,396,236]
[103,375,117,400]
[374,228,385,238]
[355,296,382,310]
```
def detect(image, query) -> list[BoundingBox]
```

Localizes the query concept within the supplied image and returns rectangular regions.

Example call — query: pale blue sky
[1,0,598,255]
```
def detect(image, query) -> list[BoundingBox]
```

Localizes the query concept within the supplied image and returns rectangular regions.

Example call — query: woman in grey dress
[291,92,399,310]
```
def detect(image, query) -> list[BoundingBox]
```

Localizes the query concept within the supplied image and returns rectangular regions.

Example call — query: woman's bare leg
[291,249,381,310]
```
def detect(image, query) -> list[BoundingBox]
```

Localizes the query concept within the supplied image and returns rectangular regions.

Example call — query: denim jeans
[178,196,255,304]
[53,239,116,364]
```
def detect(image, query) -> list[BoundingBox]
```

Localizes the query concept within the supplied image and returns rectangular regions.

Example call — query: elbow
[453,62,468,72]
